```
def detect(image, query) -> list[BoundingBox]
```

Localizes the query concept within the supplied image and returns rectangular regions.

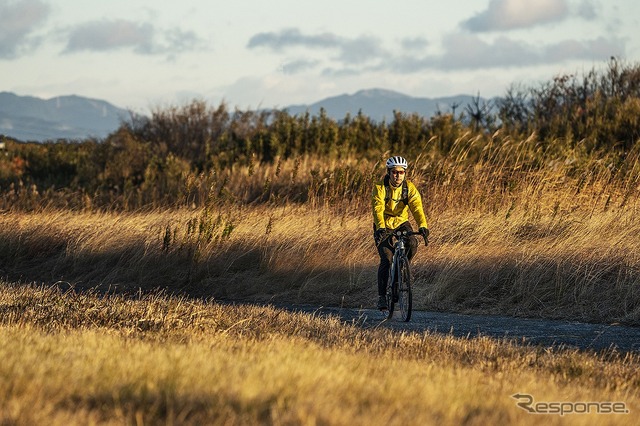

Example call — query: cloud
[401,37,429,51]
[164,28,203,52]
[438,34,545,68]
[462,0,570,32]
[336,35,386,65]
[0,0,51,59]
[280,58,320,74]
[575,0,597,20]
[248,28,386,67]
[544,36,624,62]
[393,33,624,72]
[65,20,154,53]
[247,28,340,51]
[321,66,363,78]
[247,24,624,78]
[63,19,205,57]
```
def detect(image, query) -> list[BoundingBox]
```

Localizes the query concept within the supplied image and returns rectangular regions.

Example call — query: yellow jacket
[372,177,428,230]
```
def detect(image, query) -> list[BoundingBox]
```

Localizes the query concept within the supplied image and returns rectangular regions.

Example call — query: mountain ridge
[0,91,131,142]
[283,88,483,122]
[1,89,492,142]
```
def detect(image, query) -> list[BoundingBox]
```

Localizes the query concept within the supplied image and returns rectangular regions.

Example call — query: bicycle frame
[385,229,424,322]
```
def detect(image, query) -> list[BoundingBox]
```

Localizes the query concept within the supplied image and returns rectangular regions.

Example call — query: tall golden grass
[1,283,638,425]
[1,132,639,323]
[2,132,640,424]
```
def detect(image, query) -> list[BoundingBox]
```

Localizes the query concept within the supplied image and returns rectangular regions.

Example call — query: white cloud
[390,33,624,72]
[255,27,625,75]
[63,19,205,57]
[280,58,320,74]
[64,20,155,53]
[0,0,50,59]
[247,28,341,51]
[248,28,387,66]
[462,0,570,32]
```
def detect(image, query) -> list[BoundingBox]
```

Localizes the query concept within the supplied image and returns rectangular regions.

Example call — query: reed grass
[1,182,639,325]
[2,131,640,323]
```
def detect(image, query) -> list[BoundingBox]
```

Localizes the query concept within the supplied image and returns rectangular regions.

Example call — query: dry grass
[1,135,640,422]
[0,283,638,425]
[1,191,639,324]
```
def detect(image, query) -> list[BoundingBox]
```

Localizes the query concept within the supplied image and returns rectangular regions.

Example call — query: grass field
[1,194,639,324]
[1,143,640,423]
[1,203,639,423]
[1,283,638,425]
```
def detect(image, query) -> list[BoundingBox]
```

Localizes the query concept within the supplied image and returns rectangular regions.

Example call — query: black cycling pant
[374,221,418,296]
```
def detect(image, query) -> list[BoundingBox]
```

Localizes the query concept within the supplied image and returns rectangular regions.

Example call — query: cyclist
[372,156,429,310]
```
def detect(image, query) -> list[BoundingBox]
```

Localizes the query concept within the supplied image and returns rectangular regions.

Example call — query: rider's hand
[374,228,387,245]
[419,227,429,244]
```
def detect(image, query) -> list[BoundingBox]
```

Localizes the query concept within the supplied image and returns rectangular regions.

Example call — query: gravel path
[289,305,640,352]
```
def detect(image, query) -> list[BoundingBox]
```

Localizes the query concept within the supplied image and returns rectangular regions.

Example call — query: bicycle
[384,229,428,322]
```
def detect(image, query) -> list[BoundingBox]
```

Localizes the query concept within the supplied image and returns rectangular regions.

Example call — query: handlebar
[388,229,429,246]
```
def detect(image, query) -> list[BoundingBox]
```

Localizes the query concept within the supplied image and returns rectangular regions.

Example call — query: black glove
[419,227,429,244]
[374,228,387,245]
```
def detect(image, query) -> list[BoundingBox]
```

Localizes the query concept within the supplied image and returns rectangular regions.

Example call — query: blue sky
[1,0,638,114]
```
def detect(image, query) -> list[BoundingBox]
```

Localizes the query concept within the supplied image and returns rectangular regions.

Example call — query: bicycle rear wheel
[397,256,412,322]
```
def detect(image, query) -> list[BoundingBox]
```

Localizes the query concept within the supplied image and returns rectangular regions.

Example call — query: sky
[1,0,638,114]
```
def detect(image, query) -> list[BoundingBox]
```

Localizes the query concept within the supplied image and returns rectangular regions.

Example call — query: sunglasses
[390,170,405,175]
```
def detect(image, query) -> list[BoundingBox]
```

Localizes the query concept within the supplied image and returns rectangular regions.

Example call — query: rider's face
[389,167,406,186]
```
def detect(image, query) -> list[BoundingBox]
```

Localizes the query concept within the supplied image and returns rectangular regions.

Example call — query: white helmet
[386,156,408,169]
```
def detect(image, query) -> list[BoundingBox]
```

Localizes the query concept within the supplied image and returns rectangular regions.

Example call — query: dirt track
[288,305,640,352]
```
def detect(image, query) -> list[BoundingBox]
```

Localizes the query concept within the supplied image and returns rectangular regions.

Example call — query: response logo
[512,393,629,416]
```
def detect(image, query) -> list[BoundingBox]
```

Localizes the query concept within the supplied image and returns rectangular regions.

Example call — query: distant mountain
[0,89,494,142]
[283,88,485,122]
[0,92,131,142]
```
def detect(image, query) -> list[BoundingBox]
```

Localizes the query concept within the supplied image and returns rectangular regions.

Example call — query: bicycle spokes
[397,257,412,322]
[386,269,395,319]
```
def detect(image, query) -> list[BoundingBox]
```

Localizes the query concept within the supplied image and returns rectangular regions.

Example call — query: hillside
[0,92,131,142]
[283,88,486,121]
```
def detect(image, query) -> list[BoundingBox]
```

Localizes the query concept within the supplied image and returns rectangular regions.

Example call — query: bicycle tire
[386,260,397,319]
[397,256,412,322]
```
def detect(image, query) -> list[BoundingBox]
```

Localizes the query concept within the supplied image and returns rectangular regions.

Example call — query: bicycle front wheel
[397,256,412,322]
[386,264,396,319]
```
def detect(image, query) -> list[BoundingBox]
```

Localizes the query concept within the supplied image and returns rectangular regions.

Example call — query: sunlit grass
[1,284,638,425]
[1,186,639,324]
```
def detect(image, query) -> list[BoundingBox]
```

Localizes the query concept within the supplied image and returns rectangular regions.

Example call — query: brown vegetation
[1,139,639,324]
